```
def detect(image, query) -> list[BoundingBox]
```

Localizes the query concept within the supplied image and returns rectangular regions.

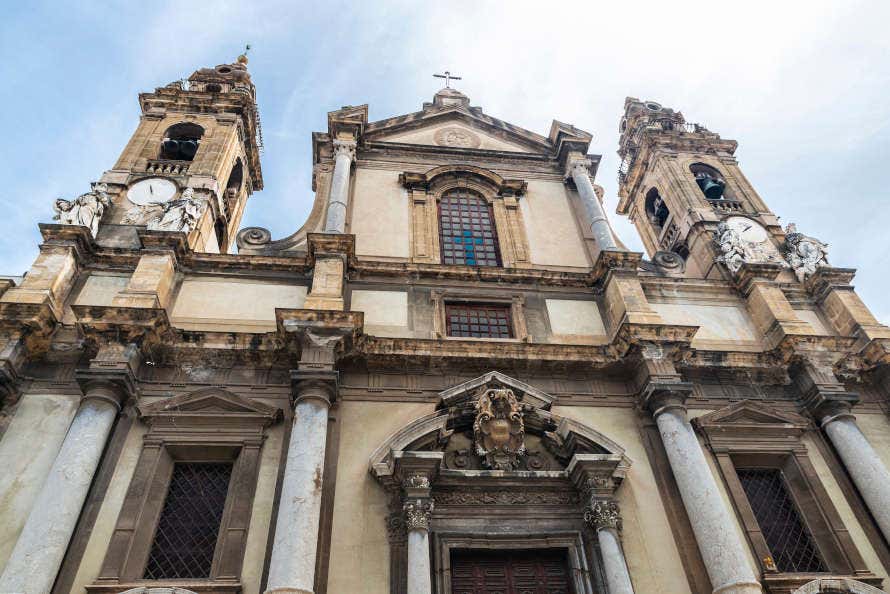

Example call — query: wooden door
[450,548,574,594]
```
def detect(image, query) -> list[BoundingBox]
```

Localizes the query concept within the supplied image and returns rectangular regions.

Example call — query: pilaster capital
[639,380,694,418]
[332,138,357,161]
[402,498,434,532]
[585,499,622,532]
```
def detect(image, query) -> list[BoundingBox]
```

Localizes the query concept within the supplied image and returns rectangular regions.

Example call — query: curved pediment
[370,371,630,483]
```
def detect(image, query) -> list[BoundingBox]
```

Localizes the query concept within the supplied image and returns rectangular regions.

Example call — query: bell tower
[615,97,783,278]
[98,53,263,253]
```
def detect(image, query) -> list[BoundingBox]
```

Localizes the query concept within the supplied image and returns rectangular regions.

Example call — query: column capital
[639,380,694,418]
[402,498,434,532]
[564,152,592,179]
[800,390,859,427]
[585,499,622,532]
[290,369,338,408]
[75,342,140,408]
[332,138,357,161]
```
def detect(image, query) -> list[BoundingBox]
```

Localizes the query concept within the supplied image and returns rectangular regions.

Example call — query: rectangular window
[143,462,233,579]
[439,190,501,267]
[736,468,827,573]
[445,303,513,339]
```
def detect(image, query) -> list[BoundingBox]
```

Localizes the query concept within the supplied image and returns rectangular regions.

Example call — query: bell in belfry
[695,172,725,199]
[162,138,179,156]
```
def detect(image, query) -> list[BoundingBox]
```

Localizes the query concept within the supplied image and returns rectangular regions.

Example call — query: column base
[264,589,314,594]
[712,580,763,594]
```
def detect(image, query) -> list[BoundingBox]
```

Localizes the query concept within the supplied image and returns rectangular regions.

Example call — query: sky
[1,1,888,322]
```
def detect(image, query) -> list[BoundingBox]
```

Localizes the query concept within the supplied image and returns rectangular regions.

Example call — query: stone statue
[122,187,205,234]
[714,220,786,273]
[52,183,111,237]
[714,221,747,273]
[148,188,203,233]
[782,223,829,281]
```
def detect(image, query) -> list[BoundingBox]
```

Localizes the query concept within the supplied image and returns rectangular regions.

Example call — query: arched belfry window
[690,163,731,201]
[645,187,670,229]
[160,122,205,162]
[438,188,501,266]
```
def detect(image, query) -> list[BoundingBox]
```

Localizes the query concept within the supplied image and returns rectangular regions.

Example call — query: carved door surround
[369,371,633,594]
[693,400,882,594]
[399,165,531,268]
[88,388,281,594]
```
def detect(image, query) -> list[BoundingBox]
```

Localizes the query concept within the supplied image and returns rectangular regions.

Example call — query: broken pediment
[138,387,281,429]
[370,371,631,480]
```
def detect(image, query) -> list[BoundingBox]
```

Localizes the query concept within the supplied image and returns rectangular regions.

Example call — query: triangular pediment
[138,388,281,426]
[365,108,556,155]
[695,400,809,429]
[438,370,553,410]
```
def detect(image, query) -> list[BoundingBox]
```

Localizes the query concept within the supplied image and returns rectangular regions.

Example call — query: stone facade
[0,57,889,594]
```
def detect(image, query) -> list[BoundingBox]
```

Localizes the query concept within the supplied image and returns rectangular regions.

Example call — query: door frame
[434,532,595,594]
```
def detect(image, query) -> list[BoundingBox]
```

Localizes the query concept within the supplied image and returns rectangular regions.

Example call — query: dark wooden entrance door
[450,548,574,594]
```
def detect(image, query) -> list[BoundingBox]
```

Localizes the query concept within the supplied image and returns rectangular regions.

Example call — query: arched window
[645,187,670,229]
[160,122,205,162]
[690,163,730,200]
[438,189,501,266]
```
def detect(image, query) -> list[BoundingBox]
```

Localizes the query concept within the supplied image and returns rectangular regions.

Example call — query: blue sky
[1,1,889,322]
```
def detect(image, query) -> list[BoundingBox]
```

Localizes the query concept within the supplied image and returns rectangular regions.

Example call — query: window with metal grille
[736,468,827,573]
[445,303,513,338]
[439,189,501,267]
[143,462,233,579]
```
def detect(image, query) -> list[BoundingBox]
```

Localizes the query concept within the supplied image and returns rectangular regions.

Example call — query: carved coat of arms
[473,388,525,470]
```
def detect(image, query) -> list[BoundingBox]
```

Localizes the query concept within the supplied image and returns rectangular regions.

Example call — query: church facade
[0,55,889,594]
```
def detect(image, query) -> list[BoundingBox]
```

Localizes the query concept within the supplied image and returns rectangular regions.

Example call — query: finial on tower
[237,44,251,65]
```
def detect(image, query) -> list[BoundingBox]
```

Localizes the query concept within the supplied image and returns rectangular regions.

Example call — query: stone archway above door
[368,370,635,594]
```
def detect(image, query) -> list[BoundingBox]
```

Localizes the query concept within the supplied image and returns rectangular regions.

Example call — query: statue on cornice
[149,188,203,233]
[53,183,110,237]
[122,187,205,234]
[782,223,829,281]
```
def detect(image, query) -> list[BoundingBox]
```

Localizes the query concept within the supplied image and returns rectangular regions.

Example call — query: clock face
[127,178,177,206]
[725,216,769,243]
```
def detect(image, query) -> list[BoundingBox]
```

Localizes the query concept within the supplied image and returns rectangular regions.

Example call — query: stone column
[265,378,334,594]
[812,399,890,543]
[586,501,635,594]
[323,138,356,234]
[567,155,619,251]
[0,380,125,594]
[643,384,762,594]
[403,493,434,594]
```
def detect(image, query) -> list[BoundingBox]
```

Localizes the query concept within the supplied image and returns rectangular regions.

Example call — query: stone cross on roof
[433,70,462,88]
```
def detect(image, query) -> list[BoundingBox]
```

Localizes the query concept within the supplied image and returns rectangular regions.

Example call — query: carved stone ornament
[714,220,785,273]
[402,498,434,531]
[123,187,205,233]
[473,388,526,470]
[403,474,430,490]
[332,138,357,160]
[434,489,580,506]
[53,182,111,237]
[434,126,482,149]
[782,223,829,282]
[585,500,622,531]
